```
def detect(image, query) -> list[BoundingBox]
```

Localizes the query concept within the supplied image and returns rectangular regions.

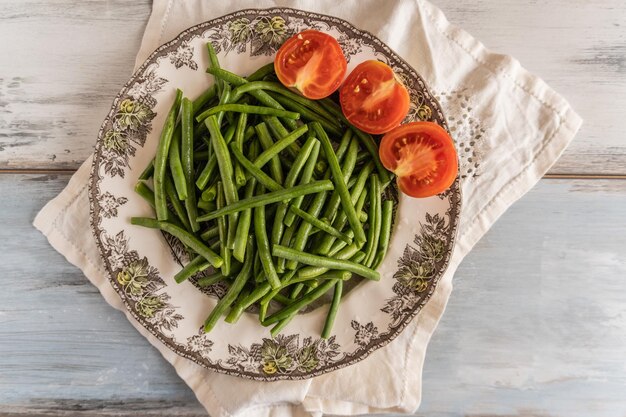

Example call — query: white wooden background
[1,1,625,416]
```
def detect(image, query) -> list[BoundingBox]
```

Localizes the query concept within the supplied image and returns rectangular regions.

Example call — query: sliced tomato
[274,30,347,99]
[339,60,410,135]
[379,122,458,198]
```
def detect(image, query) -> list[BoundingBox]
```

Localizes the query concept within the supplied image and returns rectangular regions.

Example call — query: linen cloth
[34,0,582,415]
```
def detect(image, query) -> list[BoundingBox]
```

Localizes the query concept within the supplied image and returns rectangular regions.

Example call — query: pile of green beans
[131,43,394,338]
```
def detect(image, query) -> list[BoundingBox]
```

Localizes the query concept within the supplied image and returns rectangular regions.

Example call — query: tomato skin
[379,122,458,198]
[339,60,410,135]
[274,30,347,99]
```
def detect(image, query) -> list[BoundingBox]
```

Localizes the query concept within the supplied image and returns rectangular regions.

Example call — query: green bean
[319,98,391,185]
[168,126,187,200]
[205,115,239,245]
[216,83,232,126]
[209,240,221,252]
[297,244,360,280]
[282,135,323,227]
[273,244,379,281]
[290,282,305,299]
[216,182,231,276]
[355,151,369,165]
[359,210,368,223]
[134,181,155,206]
[181,97,200,232]
[229,145,282,192]
[246,137,260,161]
[233,112,248,188]
[312,123,366,244]
[351,251,367,264]
[195,124,236,190]
[253,125,308,169]
[271,137,319,248]
[267,92,343,137]
[282,270,351,287]
[154,89,183,220]
[174,255,210,284]
[130,217,222,267]
[231,81,338,126]
[196,104,300,123]
[372,200,394,269]
[327,180,369,255]
[255,122,283,184]
[262,279,338,326]
[259,269,297,307]
[321,280,343,339]
[277,219,298,272]
[163,175,193,231]
[206,42,223,97]
[246,63,276,82]
[285,185,330,270]
[363,175,382,267]
[319,134,358,223]
[232,178,257,262]
[314,160,327,177]
[327,230,354,257]
[315,161,374,254]
[354,184,368,211]
[206,67,298,130]
[289,206,351,244]
[204,237,254,332]
[253,251,262,278]
[200,225,219,242]
[284,124,350,235]
[255,270,266,284]
[198,200,216,212]
[270,316,292,336]
[254,192,281,290]
[270,285,316,337]
[134,181,184,229]
[197,270,226,287]
[262,116,300,158]
[138,159,154,180]
[258,300,269,322]
[201,182,217,201]
[282,136,319,190]
[192,84,217,115]
[225,282,272,324]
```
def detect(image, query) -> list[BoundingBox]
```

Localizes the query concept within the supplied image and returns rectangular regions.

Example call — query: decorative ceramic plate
[89,7,461,381]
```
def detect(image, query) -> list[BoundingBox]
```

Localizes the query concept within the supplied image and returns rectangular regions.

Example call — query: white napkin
[34,0,582,416]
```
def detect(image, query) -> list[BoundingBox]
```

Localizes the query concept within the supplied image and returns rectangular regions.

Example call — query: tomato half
[379,122,458,198]
[274,30,347,99]
[339,60,410,135]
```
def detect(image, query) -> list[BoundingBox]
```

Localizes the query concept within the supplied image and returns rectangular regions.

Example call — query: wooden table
[1,1,625,416]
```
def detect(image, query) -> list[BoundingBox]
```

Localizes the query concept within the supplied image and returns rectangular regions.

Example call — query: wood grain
[2,174,625,416]
[0,0,151,169]
[0,0,625,175]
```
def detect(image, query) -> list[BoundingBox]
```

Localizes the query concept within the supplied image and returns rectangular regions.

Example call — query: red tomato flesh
[379,122,458,198]
[274,30,347,99]
[340,60,410,135]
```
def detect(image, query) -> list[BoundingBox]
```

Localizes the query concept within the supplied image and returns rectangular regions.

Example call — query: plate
[89,7,461,381]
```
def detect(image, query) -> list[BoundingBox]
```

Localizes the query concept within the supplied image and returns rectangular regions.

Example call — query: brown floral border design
[89,7,461,381]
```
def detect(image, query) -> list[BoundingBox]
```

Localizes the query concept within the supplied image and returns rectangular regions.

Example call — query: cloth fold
[34,0,582,415]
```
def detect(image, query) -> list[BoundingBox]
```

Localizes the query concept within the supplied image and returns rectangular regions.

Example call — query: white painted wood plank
[0,0,151,169]
[0,0,624,174]
[1,174,625,416]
